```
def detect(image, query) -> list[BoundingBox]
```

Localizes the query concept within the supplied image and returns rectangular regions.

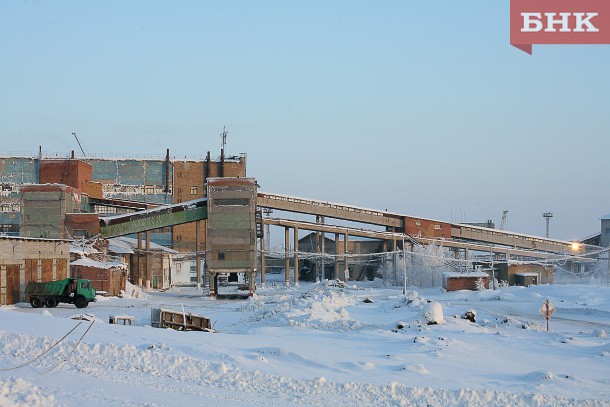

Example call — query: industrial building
[297,232,384,281]
[0,148,246,252]
[601,214,610,248]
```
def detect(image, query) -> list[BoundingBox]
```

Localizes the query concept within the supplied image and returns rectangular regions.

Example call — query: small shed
[515,273,538,287]
[70,258,127,296]
[443,271,489,292]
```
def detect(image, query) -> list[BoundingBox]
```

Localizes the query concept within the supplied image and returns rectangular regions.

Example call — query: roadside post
[539,299,556,331]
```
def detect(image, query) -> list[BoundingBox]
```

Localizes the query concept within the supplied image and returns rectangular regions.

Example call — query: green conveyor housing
[99,198,208,238]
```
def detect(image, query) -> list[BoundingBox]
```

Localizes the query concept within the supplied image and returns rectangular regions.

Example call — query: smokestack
[220,148,225,177]
[165,148,170,193]
[37,146,42,183]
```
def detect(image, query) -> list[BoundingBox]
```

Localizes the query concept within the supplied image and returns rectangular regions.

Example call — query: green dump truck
[25,278,96,309]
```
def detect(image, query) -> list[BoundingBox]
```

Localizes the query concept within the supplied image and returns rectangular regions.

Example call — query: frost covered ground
[1,276,610,406]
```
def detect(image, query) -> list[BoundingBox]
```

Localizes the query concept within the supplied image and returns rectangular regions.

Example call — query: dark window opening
[214,198,249,206]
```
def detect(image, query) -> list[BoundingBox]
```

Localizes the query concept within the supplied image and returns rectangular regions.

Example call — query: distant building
[106,236,177,289]
[0,149,246,252]
[601,214,610,248]
[297,232,383,281]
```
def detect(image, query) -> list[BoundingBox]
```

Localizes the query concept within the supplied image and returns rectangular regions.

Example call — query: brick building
[0,236,70,305]
[443,271,489,291]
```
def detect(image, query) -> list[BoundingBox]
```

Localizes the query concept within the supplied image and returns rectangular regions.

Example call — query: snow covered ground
[1,276,610,406]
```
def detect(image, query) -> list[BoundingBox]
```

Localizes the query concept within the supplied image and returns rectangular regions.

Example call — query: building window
[214,198,248,206]
[73,229,87,238]
[606,228,610,236]
[190,186,198,195]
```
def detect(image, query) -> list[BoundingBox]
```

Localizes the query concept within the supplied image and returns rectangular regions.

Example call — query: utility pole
[543,212,553,238]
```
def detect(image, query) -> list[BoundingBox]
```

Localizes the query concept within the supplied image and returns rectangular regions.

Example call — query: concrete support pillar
[320,216,325,281]
[145,231,151,289]
[334,233,340,280]
[392,238,397,285]
[464,248,469,261]
[249,271,255,297]
[316,218,321,282]
[284,227,290,287]
[195,220,201,291]
[294,227,299,286]
[260,219,266,287]
[137,232,142,286]
[382,240,388,285]
[210,273,217,297]
[344,232,349,280]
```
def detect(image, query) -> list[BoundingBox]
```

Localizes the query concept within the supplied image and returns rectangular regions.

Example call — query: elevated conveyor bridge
[95,191,599,257]
[257,192,598,256]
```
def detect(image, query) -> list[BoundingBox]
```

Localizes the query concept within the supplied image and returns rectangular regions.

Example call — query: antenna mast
[221,126,228,150]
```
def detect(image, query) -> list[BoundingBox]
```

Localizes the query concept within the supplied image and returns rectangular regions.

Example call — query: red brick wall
[404,216,452,239]
[71,265,126,296]
[40,160,93,191]
[64,213,100,238]
[444,275,489,291]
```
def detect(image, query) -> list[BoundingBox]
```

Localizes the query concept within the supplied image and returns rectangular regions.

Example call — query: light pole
[543,212,553,238]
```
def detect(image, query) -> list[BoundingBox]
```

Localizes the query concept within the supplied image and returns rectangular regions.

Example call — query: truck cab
[75,279,96,301]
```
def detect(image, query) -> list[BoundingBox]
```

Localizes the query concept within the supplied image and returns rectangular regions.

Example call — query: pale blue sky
[1,1,608,241]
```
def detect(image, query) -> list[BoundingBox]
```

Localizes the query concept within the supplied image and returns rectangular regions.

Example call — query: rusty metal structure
[205,178,258,297]
[151,308,211,331]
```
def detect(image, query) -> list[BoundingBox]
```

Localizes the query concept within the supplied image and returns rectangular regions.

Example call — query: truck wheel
[74,296,87,309]
[30,296,43,308]
[44,297,58,308]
